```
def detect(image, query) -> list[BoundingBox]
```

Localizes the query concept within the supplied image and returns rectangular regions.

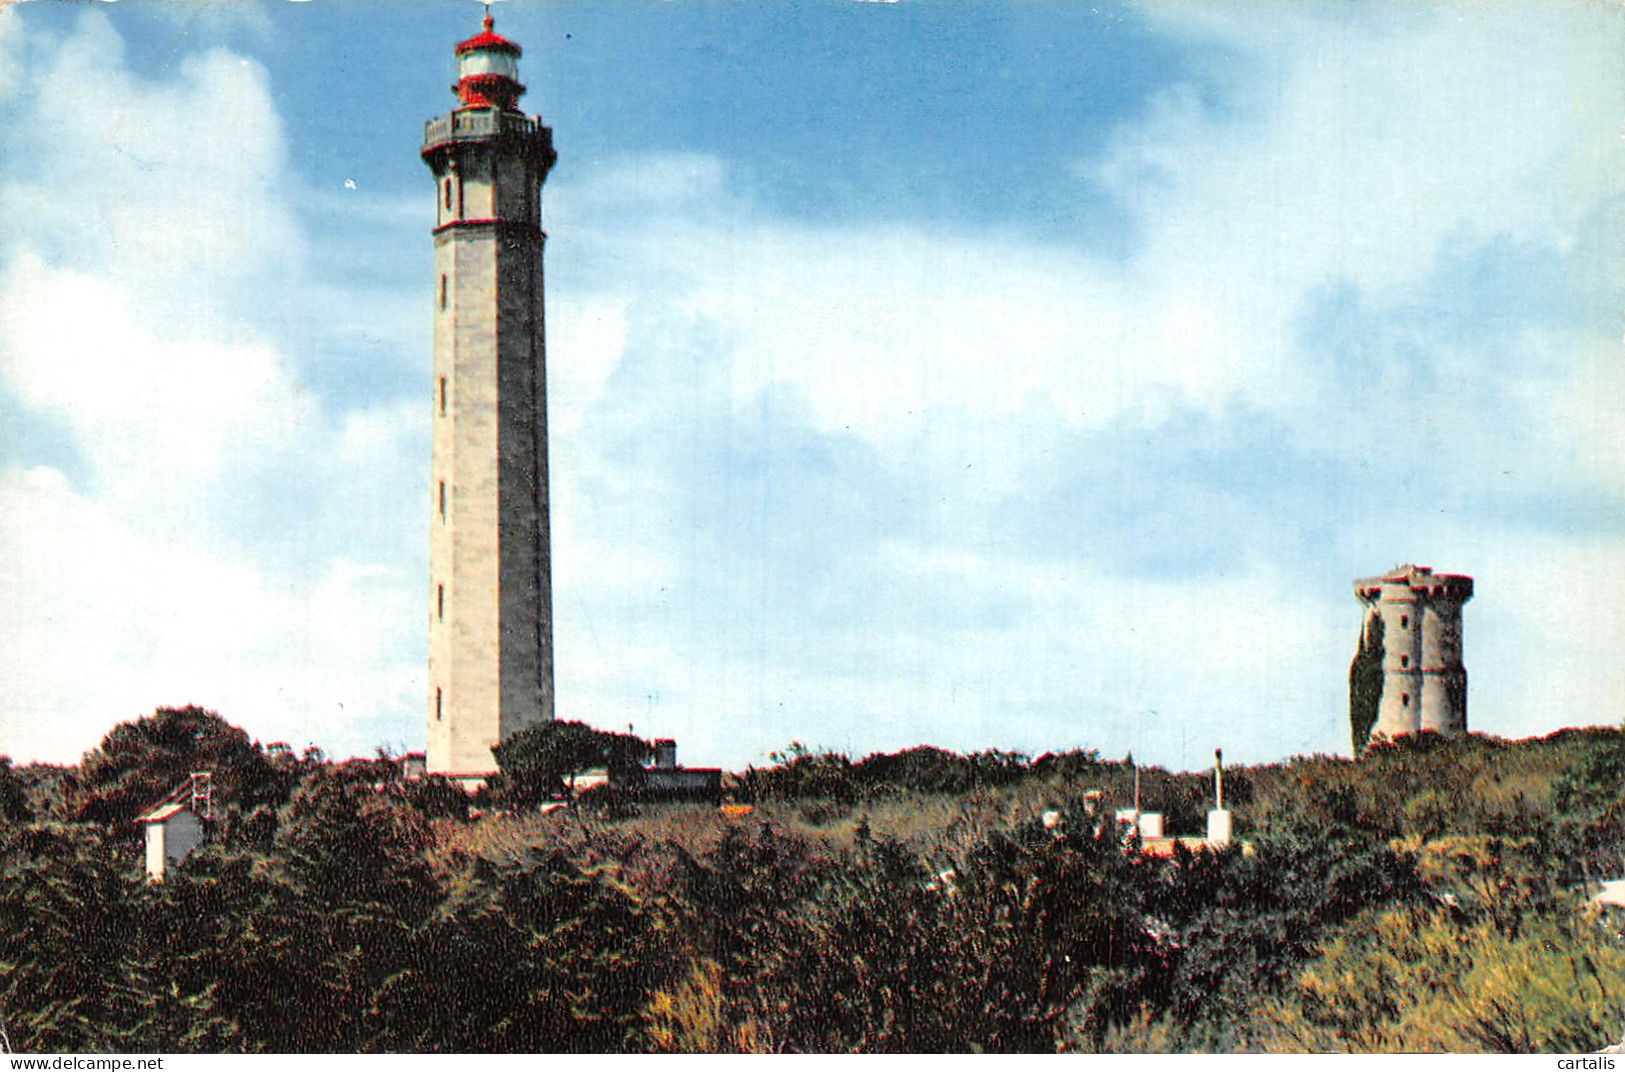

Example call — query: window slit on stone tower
[439,377,447,416]
[437,583,445,621]
[439,480,446,520]
[435,687,442,722]
[439,274,448,310]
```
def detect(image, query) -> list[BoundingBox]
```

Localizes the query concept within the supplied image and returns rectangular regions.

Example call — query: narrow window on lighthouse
[439,274,448,309]
[435,687,443,722]
[444,178,453,210]
[1401,693,1411,708]
[438,584,445,621]
[439,480,447,520]
[439,377,448,416]
[1400,654,1409,668]
[1401,615,1409,629]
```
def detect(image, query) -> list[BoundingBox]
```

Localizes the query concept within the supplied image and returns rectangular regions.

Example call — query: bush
[486,720,652,809]
[1259,907,1625,1052]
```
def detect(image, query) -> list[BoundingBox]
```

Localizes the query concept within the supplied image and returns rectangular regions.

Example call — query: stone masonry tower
[421,13,557,778]
[1353,565,1473,743]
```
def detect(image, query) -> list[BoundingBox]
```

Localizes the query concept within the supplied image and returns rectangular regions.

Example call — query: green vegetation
[1350,609,1384,752]
[486,719,652,809]
[4,707,1625,1052]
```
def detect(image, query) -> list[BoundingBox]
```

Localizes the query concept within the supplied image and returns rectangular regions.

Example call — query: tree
[487,720,652,808]
[67,707,290,836]
[1120,818,1421,1050]
[0,758,31,823]
[179,760,449,1052]
[1553,733,1625,874]
[743,832,966,1052]
[272,760,440,917]
[950,818,1168,1051]
[374,849,679,1052]
[735,743,857,804]
[0,823,147,1051]
[1349,609,1385,753]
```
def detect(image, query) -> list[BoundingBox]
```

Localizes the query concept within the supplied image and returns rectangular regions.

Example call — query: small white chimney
[1207,746,1232,846]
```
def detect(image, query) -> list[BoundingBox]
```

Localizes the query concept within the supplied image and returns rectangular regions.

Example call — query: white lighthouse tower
[421,13,556,778]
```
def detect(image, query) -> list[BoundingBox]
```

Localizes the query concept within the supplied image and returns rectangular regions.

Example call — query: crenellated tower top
[1354,564,1474,605]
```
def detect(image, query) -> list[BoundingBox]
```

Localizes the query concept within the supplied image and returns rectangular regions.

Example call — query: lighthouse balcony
[422,110,553,160]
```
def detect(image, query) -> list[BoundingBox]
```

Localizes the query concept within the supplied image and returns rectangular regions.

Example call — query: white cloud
[0,11,422,764]
[549,532,1357,769]
[1104,0,1625,407]
[0,466,419,762]
[567,152,734,214]
[556,199,1197,446]
[4,2,1621,774]
[3,13,303,337]
[0,254,308,509]
[554,0,1625,459]
[1518,327,1625,500]
[535,1,1625,768]
[547,295,630,438]
[0,4,21,99]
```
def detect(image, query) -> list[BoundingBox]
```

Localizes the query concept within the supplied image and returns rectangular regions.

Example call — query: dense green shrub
[486,720,652,808]
[6,711,1625,1053]
[1259,907,1625,1052]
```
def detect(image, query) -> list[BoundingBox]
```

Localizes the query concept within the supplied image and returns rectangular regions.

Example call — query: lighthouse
[421,13,557,778]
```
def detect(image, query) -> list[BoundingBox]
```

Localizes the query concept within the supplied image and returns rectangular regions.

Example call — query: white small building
[137,800,205,883]
[1114,808,1165,840]
[1586,879,1625,911]
[136,771,214,882]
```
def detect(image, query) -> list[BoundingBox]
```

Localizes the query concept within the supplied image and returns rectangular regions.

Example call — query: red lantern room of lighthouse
[454,11,525,111]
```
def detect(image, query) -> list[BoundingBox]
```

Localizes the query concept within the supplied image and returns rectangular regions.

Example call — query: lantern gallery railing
[422,109,543,153]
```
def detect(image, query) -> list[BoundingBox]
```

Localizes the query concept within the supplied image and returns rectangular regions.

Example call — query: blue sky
[1,0,1622,773]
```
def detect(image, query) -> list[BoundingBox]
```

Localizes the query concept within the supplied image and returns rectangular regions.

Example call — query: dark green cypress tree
[1349,610,1385,754]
